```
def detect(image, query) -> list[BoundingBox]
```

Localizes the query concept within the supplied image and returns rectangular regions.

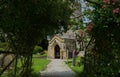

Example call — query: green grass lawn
[66,57,84,77]
[33,52,47,58]
[32,58,50,72]
[31,58,50,77]
[1,56,50,77]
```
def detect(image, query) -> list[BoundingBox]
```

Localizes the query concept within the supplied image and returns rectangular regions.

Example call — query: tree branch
[85,0,101,5]
[0,55,17,76]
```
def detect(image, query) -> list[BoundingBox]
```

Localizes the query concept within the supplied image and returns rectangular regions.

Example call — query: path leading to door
[40,59,76,77]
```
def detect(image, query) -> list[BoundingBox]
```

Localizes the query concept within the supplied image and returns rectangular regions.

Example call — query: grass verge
[66,57,84,77]
[32,58,50,72]
[1,57,50,77]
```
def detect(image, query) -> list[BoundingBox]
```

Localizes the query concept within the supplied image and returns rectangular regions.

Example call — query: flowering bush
[87,22,94,32]
[85,0,120,77]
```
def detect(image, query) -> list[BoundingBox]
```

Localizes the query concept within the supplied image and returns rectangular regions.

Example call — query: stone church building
[47,0,83,59]
[47,30,76,59]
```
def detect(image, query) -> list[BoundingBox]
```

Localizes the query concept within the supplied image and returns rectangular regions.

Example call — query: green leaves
[84,0,120,77]
[0,1,73,76]
[0,0,73,45]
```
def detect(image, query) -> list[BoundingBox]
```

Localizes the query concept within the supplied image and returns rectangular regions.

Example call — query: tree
[0,0,73,77]
[39,39,48,50]
[84,0,120,77]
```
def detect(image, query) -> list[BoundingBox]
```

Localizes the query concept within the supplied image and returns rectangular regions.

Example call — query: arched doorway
[54,45,60,59]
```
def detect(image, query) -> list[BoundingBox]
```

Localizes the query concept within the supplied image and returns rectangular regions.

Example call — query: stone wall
[0,54,13,68]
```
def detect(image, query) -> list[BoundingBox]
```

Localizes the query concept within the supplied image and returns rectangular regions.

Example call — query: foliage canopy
[0,0,73,76]
[84,0,120,77]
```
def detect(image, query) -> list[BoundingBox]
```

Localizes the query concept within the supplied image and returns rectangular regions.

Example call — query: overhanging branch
[85,0,100,5]
[0,51,33,55]
[0,55,17,76]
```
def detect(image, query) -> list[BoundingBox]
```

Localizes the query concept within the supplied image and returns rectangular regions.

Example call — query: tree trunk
[20,53,33,77]
[83,36,93,75]
[72,50,76,66]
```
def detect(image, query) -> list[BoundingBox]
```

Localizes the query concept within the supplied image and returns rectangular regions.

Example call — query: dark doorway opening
[54,45,60,59]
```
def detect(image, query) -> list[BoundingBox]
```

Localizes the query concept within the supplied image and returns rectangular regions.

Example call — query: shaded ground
[40,59,76,77]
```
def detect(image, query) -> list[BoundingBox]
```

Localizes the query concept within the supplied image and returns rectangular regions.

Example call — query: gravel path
[40,59,76,77]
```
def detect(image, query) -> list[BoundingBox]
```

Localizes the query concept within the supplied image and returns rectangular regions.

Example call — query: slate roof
[57,29,76,40]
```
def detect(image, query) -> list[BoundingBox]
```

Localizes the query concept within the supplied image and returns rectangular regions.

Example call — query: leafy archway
[0,0,73,77]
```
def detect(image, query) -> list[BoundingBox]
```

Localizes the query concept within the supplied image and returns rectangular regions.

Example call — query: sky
[79,0,91,23]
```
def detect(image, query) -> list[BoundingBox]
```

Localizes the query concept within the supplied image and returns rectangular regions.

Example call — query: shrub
[0,42,7,49]
[33,46,43,54]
